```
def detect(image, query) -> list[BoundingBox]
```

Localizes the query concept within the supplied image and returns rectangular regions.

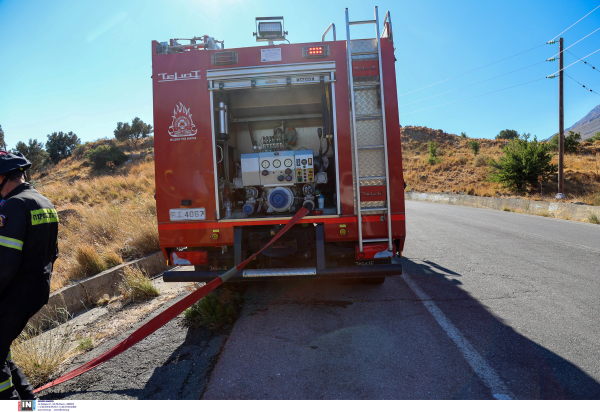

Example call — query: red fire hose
[34,207,311,394]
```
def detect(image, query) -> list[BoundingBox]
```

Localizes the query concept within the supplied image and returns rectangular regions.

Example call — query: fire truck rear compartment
[213,80,338,220]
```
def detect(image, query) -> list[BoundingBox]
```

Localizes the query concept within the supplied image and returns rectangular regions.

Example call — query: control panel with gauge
[241,150,313,187]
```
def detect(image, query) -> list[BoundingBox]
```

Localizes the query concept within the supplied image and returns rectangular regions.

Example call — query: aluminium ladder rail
[345,6,393,253]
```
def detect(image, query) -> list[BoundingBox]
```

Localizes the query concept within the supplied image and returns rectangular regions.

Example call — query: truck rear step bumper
[162,263,401,282]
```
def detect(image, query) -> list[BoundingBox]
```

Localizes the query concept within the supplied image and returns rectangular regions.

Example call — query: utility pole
[557,37,565,200]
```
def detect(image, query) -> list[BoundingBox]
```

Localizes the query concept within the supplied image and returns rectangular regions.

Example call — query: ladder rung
[361,207,388,211]
[358,145,384,149]
[356,114,382,120]
[359,176,386,181]
[353,82,380,87]
[363,238,389,243]
[351,51,378,56]
[349,20,376,25]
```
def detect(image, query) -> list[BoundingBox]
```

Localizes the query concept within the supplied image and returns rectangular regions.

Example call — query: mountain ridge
[550,104,600,139]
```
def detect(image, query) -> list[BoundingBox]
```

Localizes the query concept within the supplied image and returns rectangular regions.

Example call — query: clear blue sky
[1,0,599,150]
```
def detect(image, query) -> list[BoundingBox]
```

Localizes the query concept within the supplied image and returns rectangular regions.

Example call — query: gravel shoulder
[37,275,231,400]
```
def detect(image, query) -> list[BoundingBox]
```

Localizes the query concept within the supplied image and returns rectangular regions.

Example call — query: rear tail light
[355,243,395,260]
[170,250,208,266]
[302,45,329,58]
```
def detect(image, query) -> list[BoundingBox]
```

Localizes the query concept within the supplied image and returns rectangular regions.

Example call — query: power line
[399,5,600,98]
[548,4,600,42]
[548,48,600,77]
[398,43,546,97]
[566,49,600,73]
[565,73,600,96]
[546,27,600,59]
[399,77,546,117]
[399,60,545,107]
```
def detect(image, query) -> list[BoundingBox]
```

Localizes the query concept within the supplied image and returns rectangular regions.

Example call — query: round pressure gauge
[284,159,293,167]
[273,159,281,168]
[261,160,270,168]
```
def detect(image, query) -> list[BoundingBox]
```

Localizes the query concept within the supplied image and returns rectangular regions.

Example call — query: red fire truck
[154,7,405,284]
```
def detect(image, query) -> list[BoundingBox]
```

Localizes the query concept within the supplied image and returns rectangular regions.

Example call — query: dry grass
[402,135,600,202]
[31,144,159,292]
[119,266,160,303]
[11,308,75,388]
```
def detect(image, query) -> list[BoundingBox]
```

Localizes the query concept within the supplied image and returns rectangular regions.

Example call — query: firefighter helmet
[0,151,32,176]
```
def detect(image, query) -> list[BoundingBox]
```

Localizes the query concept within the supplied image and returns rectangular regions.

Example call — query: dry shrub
[75,245,106,278]
[12,308,75,388]
[119,266,160,303]
[102,250,123,267]
[585,192,600,206]
[473,155,489,167]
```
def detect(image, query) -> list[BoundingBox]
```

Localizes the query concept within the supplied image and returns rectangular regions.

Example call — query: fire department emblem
[168,102,197,137]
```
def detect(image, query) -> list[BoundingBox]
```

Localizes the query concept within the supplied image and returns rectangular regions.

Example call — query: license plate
[169,208,206,221]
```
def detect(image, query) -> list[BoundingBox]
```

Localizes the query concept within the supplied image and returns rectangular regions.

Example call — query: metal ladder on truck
[345,7,393,254]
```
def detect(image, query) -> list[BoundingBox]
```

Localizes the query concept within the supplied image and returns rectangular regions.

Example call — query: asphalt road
[39,200,600,399]
[202,201,600,399]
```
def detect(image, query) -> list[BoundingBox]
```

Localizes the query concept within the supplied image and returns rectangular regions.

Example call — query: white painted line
[402,273,516,400]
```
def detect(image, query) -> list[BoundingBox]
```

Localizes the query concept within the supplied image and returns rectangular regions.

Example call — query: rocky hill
[553,104,600,139]
[401,125,460,143]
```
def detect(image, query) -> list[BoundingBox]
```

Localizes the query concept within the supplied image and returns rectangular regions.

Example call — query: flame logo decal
[168,102,197,137]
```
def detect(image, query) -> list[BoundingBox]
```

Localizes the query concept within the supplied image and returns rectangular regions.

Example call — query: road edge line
[402,273,516,400]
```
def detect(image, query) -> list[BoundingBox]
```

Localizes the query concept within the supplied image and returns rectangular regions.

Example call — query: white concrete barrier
[405,191,600,222]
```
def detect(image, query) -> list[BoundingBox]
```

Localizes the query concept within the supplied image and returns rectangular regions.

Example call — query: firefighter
[0,152,59,400]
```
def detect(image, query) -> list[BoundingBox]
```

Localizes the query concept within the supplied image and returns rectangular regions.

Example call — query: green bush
[184,286,243,329]
[495,129,518,140]
[468,140,481,155]
[486,134,557,192]
[427,141,440,165]
[548,131,581,153]
[72,144,89,159]
[585,131,600,143]
[86,145,128,170]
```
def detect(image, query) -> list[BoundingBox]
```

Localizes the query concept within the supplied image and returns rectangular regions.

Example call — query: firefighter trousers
[0,312,35,400]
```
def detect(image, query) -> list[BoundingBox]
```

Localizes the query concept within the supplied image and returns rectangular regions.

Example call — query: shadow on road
[401,257,600,400]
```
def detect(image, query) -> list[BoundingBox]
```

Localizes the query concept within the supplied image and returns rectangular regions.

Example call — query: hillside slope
[562,104,600,139]
[401,126,600,204]
[32,138,158,293]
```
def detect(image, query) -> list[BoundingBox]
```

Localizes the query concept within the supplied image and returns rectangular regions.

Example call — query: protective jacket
[0,183,59,314]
